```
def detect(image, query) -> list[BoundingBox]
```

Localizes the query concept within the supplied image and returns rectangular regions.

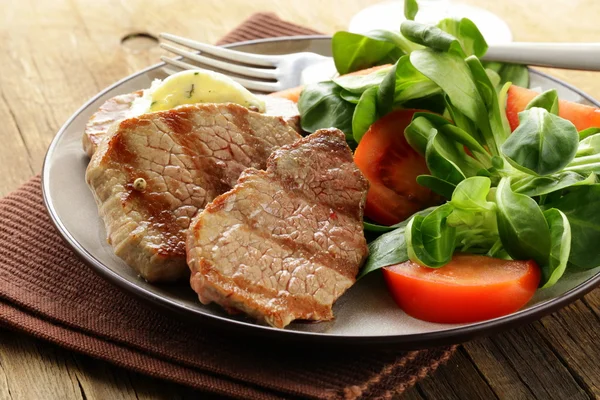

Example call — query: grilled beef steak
[186,129,369,328]
[86,103,301,282]
[83,92,300,157]
[83,91,143,157]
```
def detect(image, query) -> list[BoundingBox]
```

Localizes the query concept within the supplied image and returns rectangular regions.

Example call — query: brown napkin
[0,13,456,400]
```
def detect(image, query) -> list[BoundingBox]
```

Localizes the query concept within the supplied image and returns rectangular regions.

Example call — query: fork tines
[159,33,281,92]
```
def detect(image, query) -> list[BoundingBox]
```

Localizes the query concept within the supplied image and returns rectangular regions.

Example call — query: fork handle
[483,42,600,71]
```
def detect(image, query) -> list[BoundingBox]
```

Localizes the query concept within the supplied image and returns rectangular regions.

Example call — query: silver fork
[159,33,332,92]
[160,32,600,92]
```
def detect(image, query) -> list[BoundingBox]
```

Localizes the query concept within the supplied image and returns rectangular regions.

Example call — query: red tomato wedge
[354,109,439,225]
[506,85,600,132]
[382,254,541,324]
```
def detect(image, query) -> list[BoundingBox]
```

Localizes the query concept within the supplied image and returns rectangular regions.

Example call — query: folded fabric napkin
[0,13,455,400]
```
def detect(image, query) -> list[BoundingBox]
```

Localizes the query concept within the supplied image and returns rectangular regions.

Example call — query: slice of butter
[130,69,266,116]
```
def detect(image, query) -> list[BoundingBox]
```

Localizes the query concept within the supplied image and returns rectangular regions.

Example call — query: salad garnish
[298,2,600,290]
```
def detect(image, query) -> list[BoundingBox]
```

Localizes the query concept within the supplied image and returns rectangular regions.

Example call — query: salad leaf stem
[542,208,571,287]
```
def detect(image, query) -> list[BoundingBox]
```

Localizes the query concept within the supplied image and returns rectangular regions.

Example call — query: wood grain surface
[1,0,600,399]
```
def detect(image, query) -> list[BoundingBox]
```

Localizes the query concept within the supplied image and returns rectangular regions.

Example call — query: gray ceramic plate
[42,36,600,348]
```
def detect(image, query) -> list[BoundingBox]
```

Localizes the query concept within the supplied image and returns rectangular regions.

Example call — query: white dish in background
[42,36,600,347]
[349,0,513,45]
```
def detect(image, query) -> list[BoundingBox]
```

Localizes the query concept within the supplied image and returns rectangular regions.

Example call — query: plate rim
[42,35,600,348]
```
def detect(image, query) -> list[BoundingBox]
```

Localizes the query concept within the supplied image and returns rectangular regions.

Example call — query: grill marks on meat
[186,129,369,328]
[86,103,301,282]
[82,92,301,157]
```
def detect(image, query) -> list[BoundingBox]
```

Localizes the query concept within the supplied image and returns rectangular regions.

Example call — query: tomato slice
[506,85,600,132]
[354,109,439,225]
[382,254,541,324]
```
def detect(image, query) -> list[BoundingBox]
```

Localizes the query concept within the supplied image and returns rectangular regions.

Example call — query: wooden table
[1,0,599,398]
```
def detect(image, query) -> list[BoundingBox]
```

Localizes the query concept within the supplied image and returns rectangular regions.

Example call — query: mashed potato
[130,69,265,116]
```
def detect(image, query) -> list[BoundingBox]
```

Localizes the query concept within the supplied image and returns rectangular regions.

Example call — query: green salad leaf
[339,90,361,104]
[525,89,559,114]
[425,130,467,185]
[442,124,491,166]
[542,208,571,288]
[501,107,579,176]
[377,61,398,115]
[578,127,600,140]
[436,17,488,58]
[410,49,487,128]
[331,30,413,75]
[363,207,439,234]
[404,0,418,20]
[484,61,530,87]
[449,177,499,253]
[404,113,450,155]
[416,175,456,199]
[359,225,411,278]
[495,178,551,266]
[392,55,442,104]
[352,86,379,142]
[465,56,511,153]
[401,21,466,56]
[450,176,495,211]
[511,171,596,197]
[576,132,600,156]
[297,81,355,140]
[333,66,391,93]
[406,204,456,267]
[544,185,600,269]
[358,207,435,278]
